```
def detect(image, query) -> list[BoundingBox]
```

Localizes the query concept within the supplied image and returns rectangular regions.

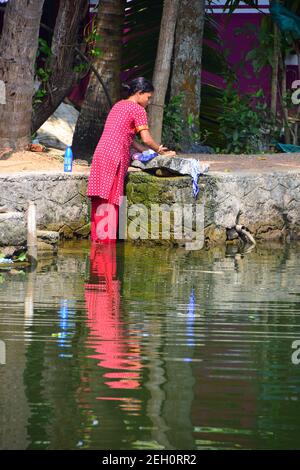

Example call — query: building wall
[204,1,272,102]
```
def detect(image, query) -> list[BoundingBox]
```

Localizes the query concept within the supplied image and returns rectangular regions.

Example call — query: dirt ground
[1,147,300,174]
[182,152,300,173]
[0,148,90,174]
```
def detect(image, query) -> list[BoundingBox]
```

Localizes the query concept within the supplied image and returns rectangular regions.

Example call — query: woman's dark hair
[121,77,154,97]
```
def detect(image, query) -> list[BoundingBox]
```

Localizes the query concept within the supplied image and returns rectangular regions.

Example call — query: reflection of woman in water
[84,243,141,393]
[87,77,173,243]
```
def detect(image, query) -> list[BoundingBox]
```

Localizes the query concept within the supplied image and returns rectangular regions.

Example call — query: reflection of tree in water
[121,243,300,449]
[121,245,198,449]
[23,262,85,450]
[2,241,300,449]
[250,246,300,449]
[16,254,102,449]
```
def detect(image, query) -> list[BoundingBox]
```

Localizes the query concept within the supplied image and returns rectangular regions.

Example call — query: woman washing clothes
[87,77,175,243]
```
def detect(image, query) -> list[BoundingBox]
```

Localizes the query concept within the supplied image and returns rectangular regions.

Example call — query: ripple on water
[0,242,300,450]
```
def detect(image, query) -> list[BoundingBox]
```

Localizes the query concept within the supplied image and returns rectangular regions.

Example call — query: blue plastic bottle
[64,146,73,173]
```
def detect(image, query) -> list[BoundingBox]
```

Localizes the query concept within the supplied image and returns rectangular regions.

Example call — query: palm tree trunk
[271,23,279,118]
[72,0,124,161]
[32,0,89,133]
[170,0,205,148]
[148,0,180,143]
[0,0,45,150]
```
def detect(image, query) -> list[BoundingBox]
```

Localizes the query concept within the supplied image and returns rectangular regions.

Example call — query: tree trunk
[148,0,179,143]
[72,0,124,161]
[0,0,45,150]
[170,0,205,148]
[31,0,89,133]
[279,49,291,144]
[271,23,279,118]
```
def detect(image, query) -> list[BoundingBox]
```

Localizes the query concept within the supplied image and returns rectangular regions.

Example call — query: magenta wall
[202,13,272,104]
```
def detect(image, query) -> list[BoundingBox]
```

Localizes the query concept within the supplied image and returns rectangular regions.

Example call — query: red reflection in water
[84,243,142,394]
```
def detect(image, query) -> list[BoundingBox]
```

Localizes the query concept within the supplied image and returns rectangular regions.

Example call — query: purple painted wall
[203,1,299,105]
[203,12,272,104]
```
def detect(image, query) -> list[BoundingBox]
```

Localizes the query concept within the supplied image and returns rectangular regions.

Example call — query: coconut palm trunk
[170,0,205,148]
[72,0,125,161]
[0,0,45,150]
[148,0,180,143]
[32,0,89,133]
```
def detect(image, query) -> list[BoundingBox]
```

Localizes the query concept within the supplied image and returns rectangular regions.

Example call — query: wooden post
[27,201,38,262]
[0,340,5,365]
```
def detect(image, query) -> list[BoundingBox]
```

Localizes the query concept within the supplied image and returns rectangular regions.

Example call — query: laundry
[190,159,208,199]
[132,149,159,163]
[131,155,209,198]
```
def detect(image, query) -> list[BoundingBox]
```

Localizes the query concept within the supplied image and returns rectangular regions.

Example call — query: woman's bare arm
[139,129,169,154]
[132,140,148,153]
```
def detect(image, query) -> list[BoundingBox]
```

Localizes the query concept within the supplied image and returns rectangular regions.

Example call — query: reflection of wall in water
[0,338,30,449]
[121,243,300,448]
[121,246,198,449]
[0,253,88,449]
[0,275,31,449]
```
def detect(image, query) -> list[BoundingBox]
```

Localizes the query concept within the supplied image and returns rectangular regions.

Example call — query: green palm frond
[222,0,260,14]
[123,0,163,78]
[200,84,227,149]
[122,0,229,146]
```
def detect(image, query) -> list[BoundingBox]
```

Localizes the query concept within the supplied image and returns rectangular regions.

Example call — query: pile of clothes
[130,149,209,199]
[131,149,159,163]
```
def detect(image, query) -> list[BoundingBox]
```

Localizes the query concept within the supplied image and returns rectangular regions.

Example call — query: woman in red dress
[84,242,142,393]
[87,77,170,243]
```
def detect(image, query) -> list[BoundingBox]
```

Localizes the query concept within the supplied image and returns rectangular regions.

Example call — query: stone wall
[126,172,205,248]
[0,172,90,246]
[127,170,300,245]
[204,171,300,244]
[1,168,300,248]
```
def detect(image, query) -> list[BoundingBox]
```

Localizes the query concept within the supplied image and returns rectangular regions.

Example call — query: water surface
[0,241,299,450]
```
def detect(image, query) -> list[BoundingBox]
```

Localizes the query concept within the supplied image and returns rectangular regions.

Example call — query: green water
[0,241,299,450]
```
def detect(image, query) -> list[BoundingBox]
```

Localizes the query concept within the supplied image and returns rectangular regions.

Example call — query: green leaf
[15,252,27,262]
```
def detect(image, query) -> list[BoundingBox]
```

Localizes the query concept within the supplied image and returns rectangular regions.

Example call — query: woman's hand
[139,129,176,156]
[158,146,177,156]
[159,150,177,156]
[157,145,169,154]
[158,147,176,157]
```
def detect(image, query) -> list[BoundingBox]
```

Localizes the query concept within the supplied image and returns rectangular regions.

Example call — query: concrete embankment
[0,153,300,249]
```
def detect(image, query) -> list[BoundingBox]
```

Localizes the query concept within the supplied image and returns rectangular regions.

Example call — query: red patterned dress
[84,243,142,391]
[87,100,149,243]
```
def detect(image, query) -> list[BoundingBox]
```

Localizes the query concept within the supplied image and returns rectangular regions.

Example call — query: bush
[162,93,185,151]
[162,94,211,151]
[218,86,279,154]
